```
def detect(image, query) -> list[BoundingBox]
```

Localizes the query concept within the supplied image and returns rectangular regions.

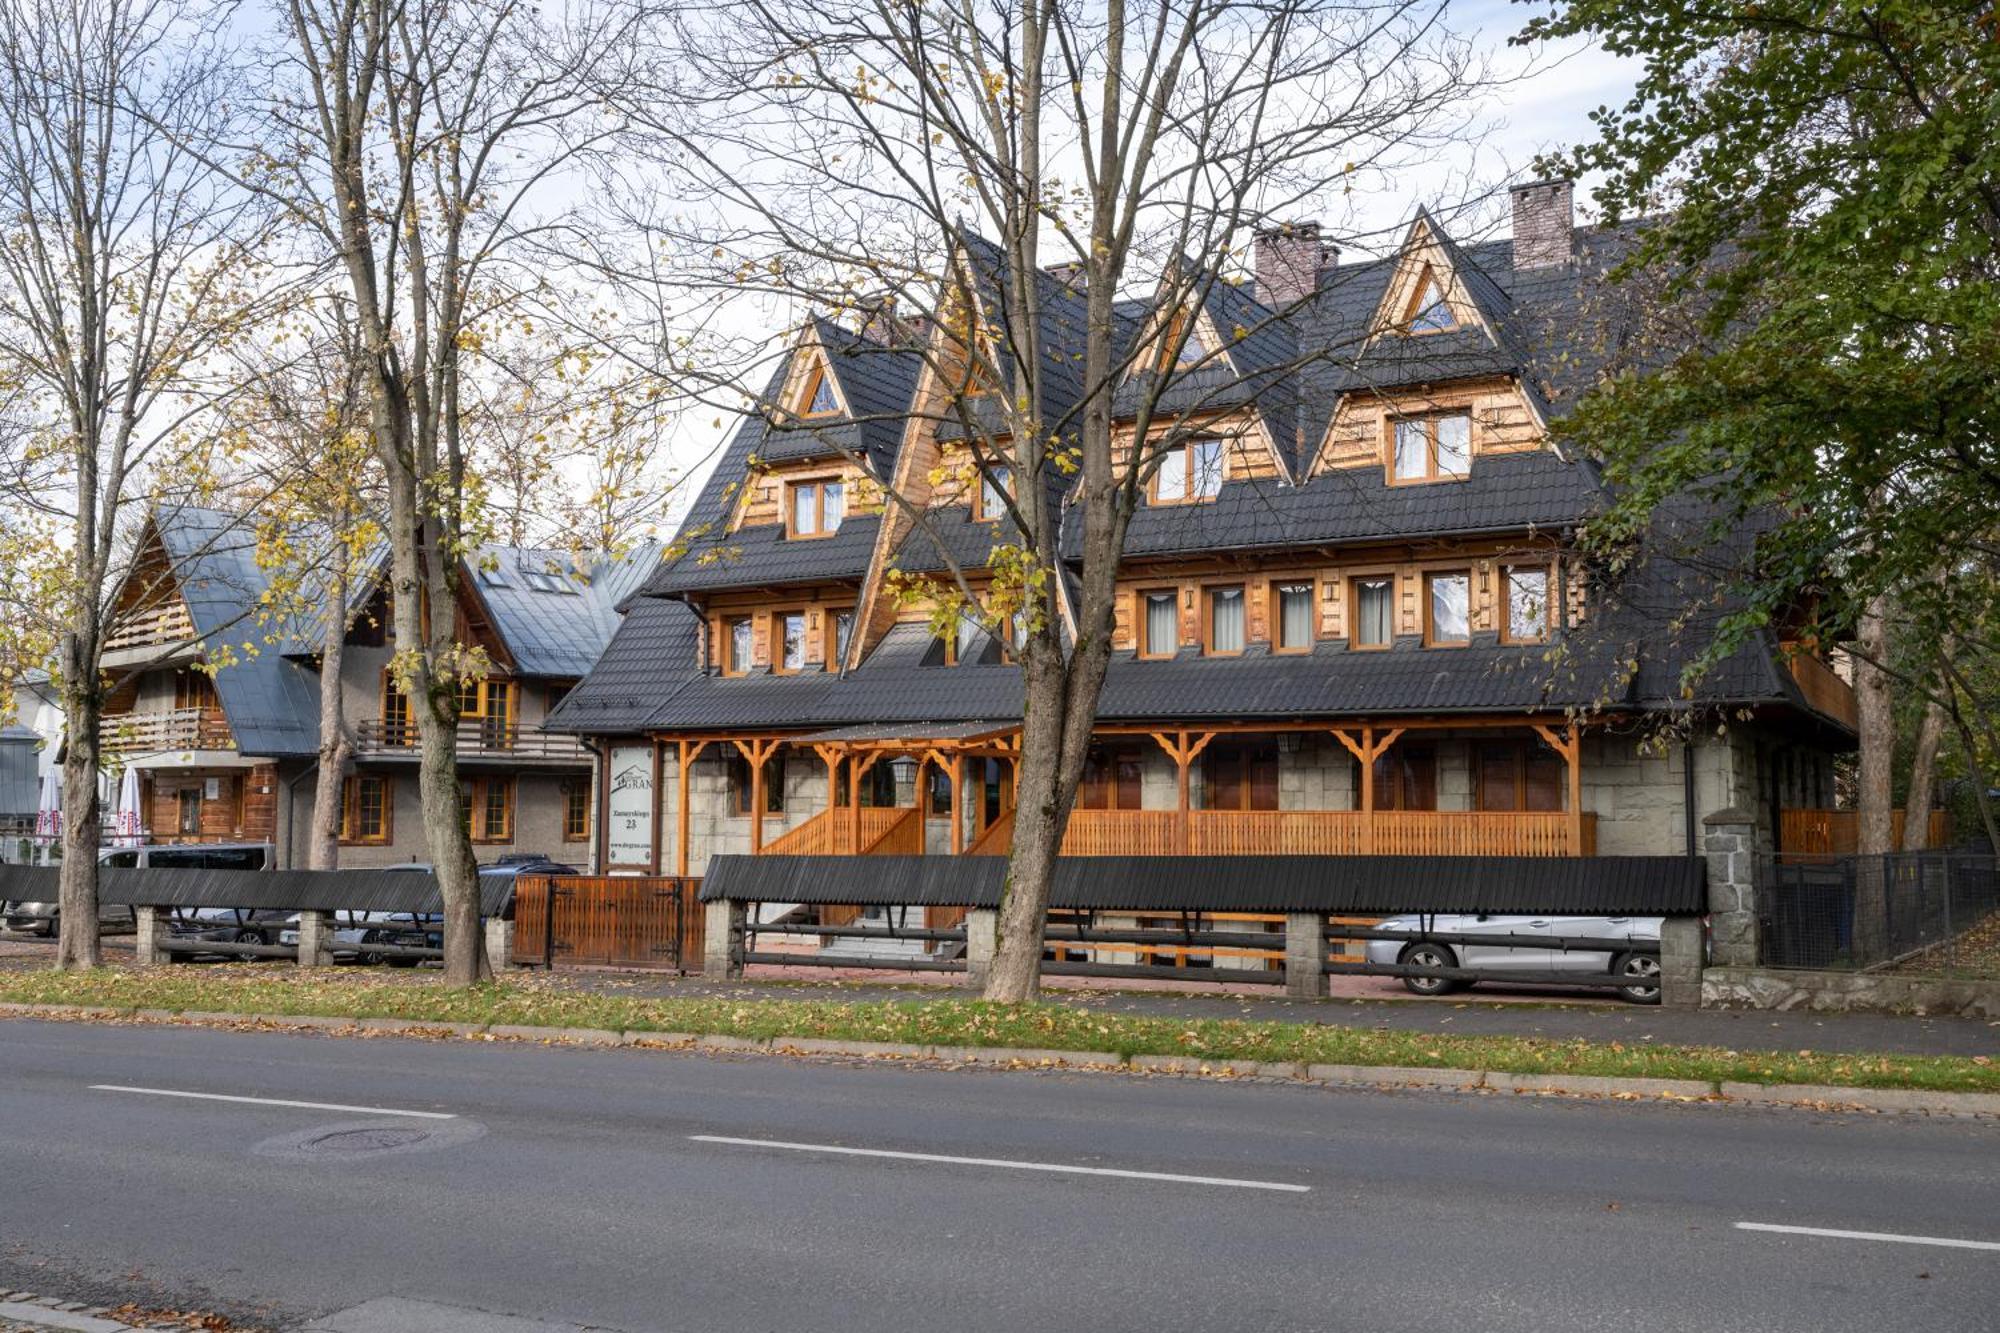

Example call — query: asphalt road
[2,1020,1997,1332]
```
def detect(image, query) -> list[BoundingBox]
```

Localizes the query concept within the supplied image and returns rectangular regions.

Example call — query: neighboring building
[548,180,1857,935]
[98,506,654,868]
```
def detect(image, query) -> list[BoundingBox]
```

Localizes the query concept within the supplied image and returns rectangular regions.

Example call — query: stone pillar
[961,907,998,989]
[134,904,166,967]
[1284,912,1326,999]
[1659,915,1704,1008]
[484,917,516,971]
[1703,807,1760,967]
[703,898,745,978]
[295,910,334,968]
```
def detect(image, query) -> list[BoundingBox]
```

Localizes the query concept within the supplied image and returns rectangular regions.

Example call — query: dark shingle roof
[153,506,323,758]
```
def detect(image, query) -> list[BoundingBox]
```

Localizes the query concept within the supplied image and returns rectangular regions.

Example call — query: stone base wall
[1703,965,2000,1019]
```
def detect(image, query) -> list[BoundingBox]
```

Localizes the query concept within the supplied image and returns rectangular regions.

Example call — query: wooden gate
[511,876,705,971]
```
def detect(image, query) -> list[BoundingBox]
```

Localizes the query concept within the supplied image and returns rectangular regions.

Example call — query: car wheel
[234,928,269,947]
[357,951,385,966]
[1614,951,1662,1004]
[1397,942,1460,996]
[36,918,56,938]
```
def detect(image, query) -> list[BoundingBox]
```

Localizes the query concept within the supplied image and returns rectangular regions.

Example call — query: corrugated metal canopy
[701,854,1705,916]
[0,865,515,915]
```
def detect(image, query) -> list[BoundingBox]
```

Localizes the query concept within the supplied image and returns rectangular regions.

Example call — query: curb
[6,1001,1998,1117]
[0,1291,142,1331]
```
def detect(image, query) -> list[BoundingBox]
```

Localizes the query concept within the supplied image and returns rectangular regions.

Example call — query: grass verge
[0,966,1995,1092]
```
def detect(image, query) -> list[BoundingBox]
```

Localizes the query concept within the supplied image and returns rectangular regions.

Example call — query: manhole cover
[254,1117,486,1161]
[307,1126,433,1155]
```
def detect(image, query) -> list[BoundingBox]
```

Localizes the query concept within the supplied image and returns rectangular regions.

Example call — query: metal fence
[1760,853,2000,976]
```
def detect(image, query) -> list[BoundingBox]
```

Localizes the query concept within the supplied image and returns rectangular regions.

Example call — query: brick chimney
[1510,179,1574,269]
[853,292,901,344]
[1254,221,1336,310]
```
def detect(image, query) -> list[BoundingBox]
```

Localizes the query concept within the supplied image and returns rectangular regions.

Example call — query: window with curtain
[1275,583,1314,651]
[1476,741,1564,811]
[1153,445,1188,502]
[725,617,753,674]
[1426,572,1470,645]
[1351,576,1394,647]
[1207,585,1245,655]
[776,612,807,673]
[978,465,1011,520]
[1504,567,1550,642]
[1141,589,1178,658]
[1392,412,1473,481]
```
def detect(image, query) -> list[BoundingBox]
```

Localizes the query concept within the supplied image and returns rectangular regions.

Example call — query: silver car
[1364,913,1663,1004]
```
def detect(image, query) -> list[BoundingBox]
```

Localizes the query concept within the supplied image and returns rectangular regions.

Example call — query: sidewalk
[543,970,2000,1060]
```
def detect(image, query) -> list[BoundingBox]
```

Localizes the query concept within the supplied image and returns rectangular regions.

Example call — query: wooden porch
[660,714,1601,864]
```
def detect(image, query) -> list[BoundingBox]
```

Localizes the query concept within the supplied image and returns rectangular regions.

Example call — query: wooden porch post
[949,753,965,854]
[1534,722,1586,856]
[732,737,781,854]
[1331,726,1401,856]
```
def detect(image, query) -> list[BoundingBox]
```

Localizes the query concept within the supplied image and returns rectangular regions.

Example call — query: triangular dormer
[1366,212,1491,346]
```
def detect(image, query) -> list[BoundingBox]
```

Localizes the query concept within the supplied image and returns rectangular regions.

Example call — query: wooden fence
[511,875,704,971]
[1058,809,1595,857]
[1780,809,1951,859]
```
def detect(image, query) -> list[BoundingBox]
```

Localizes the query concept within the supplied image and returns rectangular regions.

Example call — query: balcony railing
[352,717,588,762]
[954,808,1594,858]
[103,603,196,655]
[102,707,235,755]
[1783,645,1859,731]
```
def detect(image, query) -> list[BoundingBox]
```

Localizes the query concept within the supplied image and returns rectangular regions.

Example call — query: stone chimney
[1510,179,1574,269]
[1254,221,1336,311]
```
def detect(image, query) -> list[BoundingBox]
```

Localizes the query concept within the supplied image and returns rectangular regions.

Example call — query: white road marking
[1735,1222,2000,1253]
[90,1084,456,1120]
[690,1134,1310,1192]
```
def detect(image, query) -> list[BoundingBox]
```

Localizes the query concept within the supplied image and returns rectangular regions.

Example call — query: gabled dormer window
[1390,412,1471,483]
[1405,266,1455,334]
[1157,309,1203,371]
[798,362,840,417]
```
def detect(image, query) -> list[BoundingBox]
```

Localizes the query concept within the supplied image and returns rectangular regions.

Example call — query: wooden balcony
[353,718,588,763]
[971,808,1594,858]
[102,707,234,756]
[1783,646,1859,730]
[103,602,197,656]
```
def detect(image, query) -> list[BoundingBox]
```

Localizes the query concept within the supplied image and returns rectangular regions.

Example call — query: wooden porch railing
[102,707,234,755]
[964,812,1015,857]
[1780,808,1950,857]
[761,805,910,856]
[1062,809,1595,857]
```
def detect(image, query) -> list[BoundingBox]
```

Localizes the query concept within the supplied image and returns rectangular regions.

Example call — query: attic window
[1405,267,1455,334]
[1157,310,1203,372]
[477,567,509,589]
[799,364,840,417]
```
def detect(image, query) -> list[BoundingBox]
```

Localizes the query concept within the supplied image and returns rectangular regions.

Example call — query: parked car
[474,856,579,919]
[2,842,272,936]
[277,910,442,967]
[1365,913,1664,1004]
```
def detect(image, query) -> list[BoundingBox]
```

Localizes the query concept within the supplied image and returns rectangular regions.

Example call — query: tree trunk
[983,653,1070,1002]
[1853,595,1895,856]
[1901,690,1946,852]
[307,570,351,872]
[1851,594,1895,956]
[55,656,102,969]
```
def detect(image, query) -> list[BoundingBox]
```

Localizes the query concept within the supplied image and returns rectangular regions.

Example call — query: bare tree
[0,0,275,967]
[609,0,1511,998]
[231,302,383,871]
[257,0,651,983]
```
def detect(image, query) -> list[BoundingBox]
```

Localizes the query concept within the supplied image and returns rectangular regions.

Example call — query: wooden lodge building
[547,182,1858,965]
[99,507,654,868]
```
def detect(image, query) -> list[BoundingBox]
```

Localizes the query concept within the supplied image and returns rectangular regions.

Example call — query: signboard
[605,743,657,868]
